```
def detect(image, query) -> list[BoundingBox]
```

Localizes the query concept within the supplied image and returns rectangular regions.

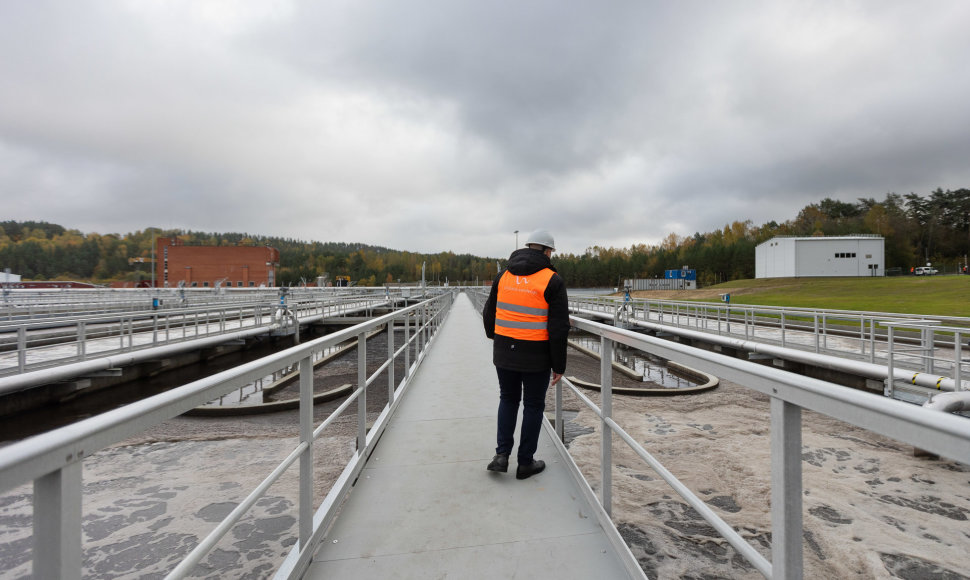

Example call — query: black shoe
[516,459,545,480]
[487,454,509,472]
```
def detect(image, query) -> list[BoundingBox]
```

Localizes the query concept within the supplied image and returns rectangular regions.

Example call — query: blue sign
[664,269,696,280]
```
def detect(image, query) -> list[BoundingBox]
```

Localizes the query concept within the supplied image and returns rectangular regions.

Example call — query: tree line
[0,222,502,287]
[554,188,970,287]
[1,187,967,287]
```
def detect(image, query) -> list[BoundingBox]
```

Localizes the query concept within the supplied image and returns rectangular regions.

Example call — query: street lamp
[514,230,519,250]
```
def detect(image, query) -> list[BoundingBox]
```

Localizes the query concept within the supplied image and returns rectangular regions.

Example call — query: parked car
[914,266,938,275]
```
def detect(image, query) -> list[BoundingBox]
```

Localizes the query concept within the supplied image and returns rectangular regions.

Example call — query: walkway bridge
[0,287,427,400]
[569,294,970,403]
[1,291,969,578]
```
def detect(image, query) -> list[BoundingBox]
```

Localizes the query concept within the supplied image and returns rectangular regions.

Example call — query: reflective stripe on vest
[494,268,555,341]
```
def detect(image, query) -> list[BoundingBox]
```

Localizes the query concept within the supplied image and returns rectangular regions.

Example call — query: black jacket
[482,248,569,373]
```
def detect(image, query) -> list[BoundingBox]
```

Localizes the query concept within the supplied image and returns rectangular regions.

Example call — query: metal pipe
[923,391,970,413]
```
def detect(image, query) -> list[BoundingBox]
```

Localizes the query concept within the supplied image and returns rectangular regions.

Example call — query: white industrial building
[755,236,885,278]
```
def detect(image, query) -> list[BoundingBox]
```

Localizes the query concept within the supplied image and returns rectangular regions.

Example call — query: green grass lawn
[703,276,970,317]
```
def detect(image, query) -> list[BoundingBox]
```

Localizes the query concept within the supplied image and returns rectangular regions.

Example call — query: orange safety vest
[494,268,555,341]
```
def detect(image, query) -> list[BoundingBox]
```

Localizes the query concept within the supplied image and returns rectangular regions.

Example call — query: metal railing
[0,286,426,323]
[570,294,970,398]
[570,294,970,353]
[469,289,970,579]
[0,290,456,579]
[0,292,411,379]
[883,320,970,400]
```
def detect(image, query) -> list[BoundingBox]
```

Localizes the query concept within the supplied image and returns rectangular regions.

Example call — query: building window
[249,281,255,287]
[237,281,243,287]
[203,281,210,287]
[191,282,198,287]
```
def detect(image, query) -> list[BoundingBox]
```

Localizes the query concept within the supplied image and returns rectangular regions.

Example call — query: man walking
[482,229,569,479]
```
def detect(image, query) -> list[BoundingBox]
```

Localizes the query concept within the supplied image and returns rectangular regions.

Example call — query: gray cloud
[1,1,969,258]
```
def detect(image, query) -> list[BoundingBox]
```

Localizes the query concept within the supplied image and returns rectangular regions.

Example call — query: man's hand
[550,372,563,386]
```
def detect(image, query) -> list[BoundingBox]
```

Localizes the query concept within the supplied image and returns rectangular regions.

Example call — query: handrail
[469,288,970,579]
[570,293,970,330]
[0,290,456,579]
[0,294,402,379]
[555,316,970,579]
[0,286,434,324]
[569,294,970,396]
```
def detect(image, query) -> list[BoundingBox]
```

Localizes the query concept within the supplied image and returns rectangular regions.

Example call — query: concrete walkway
[304,293,643,579]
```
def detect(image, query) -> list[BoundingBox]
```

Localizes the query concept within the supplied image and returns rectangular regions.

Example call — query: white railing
[570,294,970,397]
[0,291,456,579]
[0,292,409,379]
[570,294,970,349]
[469,289,970,579]
[0,286,423,323]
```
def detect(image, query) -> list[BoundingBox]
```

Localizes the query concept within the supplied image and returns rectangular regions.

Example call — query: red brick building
[156,237,280,288]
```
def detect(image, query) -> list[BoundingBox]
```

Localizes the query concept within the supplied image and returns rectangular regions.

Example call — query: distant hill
[2,187,968,286]
[0,222,500,286]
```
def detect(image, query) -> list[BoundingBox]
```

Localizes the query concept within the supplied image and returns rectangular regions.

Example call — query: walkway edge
[540,415,647,579]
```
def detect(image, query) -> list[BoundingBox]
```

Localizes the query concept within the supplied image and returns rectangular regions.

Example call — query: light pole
[514,230,519,250]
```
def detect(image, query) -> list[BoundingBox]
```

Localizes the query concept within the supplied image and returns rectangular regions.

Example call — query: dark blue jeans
[495,367,550,463]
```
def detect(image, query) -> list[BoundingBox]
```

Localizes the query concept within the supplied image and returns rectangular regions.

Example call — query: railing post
[77,321,87,361]
[924,327,935,374]
[129,317,136,350]
[770,397,803,580]
[423,302,429,344]
[822,314,828,352]
[404,310,411,377]
[555,379,564,442]
[954,332,962,390]
[387,320,396,404]
[34,461,83,579]
[600,336,613,516]
[414,308,422,359]
[358,331,367,453]
[298,355,313,550]
[885,326,895,397]
[868,319,876,363]
[419,305,426,356]
[813,314,819,353]
[780,312,786,347]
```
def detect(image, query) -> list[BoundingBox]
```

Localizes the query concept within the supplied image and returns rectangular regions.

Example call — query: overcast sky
[2,1,969,258]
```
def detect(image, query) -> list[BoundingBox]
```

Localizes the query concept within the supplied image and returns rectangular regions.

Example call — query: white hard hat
[525,229,556,251]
